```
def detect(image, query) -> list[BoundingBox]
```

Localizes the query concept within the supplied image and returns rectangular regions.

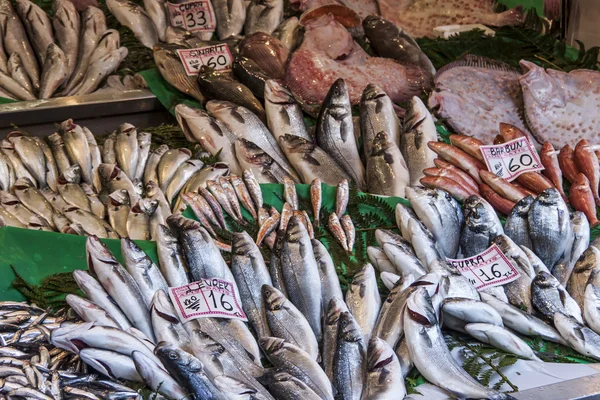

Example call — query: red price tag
[168,278,247,322]
[446,244,521,290]
[167,0,215,33]
[480,136,544,181]
[176,44,233,76]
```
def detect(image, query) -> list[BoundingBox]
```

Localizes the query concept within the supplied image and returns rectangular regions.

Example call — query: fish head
[190,328,225,355]
[375,229,406,247]
[264,80,295,105]
[337,311,363,342]
[360,84,389,107]
[536,188,563,207]
[155,341,203,373]
[166,214,202,233]
[150,289,175,316]
[519,60,566,109]
[411,272,441,296]
[12,177,35,191]
[58,119,80,134]
[137,131,151,146]
[165,26,193,45]
[259,336,286,355]
[403,96,428,132]
[120,237,148,266]
[49,322,94,353]
[262,284,286,311]
[214,375,257,399]
[366,337,395,372]
[323,78,350,112]
[108,189,129,206]
[511,195,534,217]
[0,190,18,204]
[138,198,158,215]
[59,164,82,185]
[278,134,313,154]
[405,287,437,327]
[370,131,394,156]
[380,271,402,289]
[46,43,66,62]
[85,235,120,275]
[533,271,560,290]
[284,215,308,243]
[205,100,236,117]
[231,231,254,256]
[351,263,375,289]
[117,123,136,136]
[97,163,121,183]
[325,297,347,325]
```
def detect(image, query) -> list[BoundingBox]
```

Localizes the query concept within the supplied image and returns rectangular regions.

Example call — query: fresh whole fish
[89,29,120,65]
[7,132,45,187]
[13,0,54,65]
[39,44,69,99]
[401,96,437,186]
[157,148,191,191]
[464,323,540,361]
[165,159,203,203]
[153,47,205,104]
[0,191,36,225]
[239,32,289,81]
[7,53,32,94]
[346,264,382,344]
[554,312,600,361]
[0,153,14,190]
[134,131,151,182]
[504,195,534,248]
[532,271,582,322]
[71,47,128,96]
[316,78,365,189]
[79,348,143,382]
[359,84,401,156]
[366,130,410,197]
[568,246,600,311]
[264,79,310,143]
[332,311,366,400]
[106,189,129,237]
[98,164,139,203]
[260,371,322,400]
[143,144,168,186]
[584,270,600,335]
[127,199,158,240]
[554,212,589,287]
[461,195,504,258]
[150,290,192,354]
[1,140,36,185]
[0,0,40,89]
[528,188,571,269]
[12,178,54,228]
[143,0,167,42]
[244,0,283,36]
[362,337,407,400]
[132,351,186,399]
[273,16,302,51]
[61,120,93,185]
[313,238,344,308]
[65,294,120,328]
[213,0,245,39]
[156,224,189,288]
[106,0,158,48]
[52,0,80,81]
[404,287,510,399]
[121,238,168,307]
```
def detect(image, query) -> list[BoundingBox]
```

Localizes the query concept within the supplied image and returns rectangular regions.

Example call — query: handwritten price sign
[167,0,215,33]
[177,44,233,76]
[480,136,543,181]
[169,278,247,322]
[446,244,521,290]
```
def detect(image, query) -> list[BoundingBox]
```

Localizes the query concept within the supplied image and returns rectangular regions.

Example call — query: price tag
[480,136,543,181]
[168,278,247,322]
[167,0,216,33]
[176,44,234,76]
[446,244,521,290]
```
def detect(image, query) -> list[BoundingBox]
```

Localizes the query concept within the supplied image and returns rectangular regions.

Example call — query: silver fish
[0,152,14,190]
[107,189,130,237]
[62,6,107,94]
[494,234,535,278]
[244,0,282,36]
[280,216,322,341]
[0,69,35,100]
[126,199,157,240]
[39,44,69,99]
[231,231,273,338]
[273,16,302,51]
[260,371,323,399]
[89,29,120,65]
[406,186,461,258]
[0,33,7,74]
[213,0,245,39]
[52,0,79,81]
[313,238,344,309]
[553,211,589,286]
[504,195,534,249]
[0,140,36,185]
[143,144,168,186]
[86,236,154,339]
[102,132,117,165]
[165,159,203,203]
[528,188,571,269]
[132,131,151,183]
[121,238,168,307]
[61,120,93,185]
[33,137,58,192]
[57,165,91,212]
[0,190,36,225]
[0,0,40,89]
[7,132,45,187]
[521,245,550,274]
[461,195,504,258]
[132,350,186,399]
[263,285,318,360]
[554,312,600,361]
[174,163,229,213]
[360,84,400,157]
[156,224,189,288]
[363,337,406,400]
[115,123,139,180]
[157,148,191,191]
[464,323,540,361]
[47,133,70,176]
[207,100,300,182]
[404,287,510,399]
[71,47,128,95]
[72,269,132,329]
[64,207,117,238]
[316,79,365,189]
[79,348,142,382]
[400,96,437,186]
[442,297,503,328]
[7,53,32,94]
[584,269,600,335]
[406,218,443,272]
[568,246,600,311]
[13,0,54,65]
[265,79,310,143]
[333,311,366,400]
[368,246,396,274]
[346,264,382,344]
[98,163,139,204]
[12,178,54,227]
[261,337,333,400]
[481,292,566,345]
[278,134,350,186]
[106,0,158,48]
[143,0,167,42]
[150,290,192,354]
[80,127,102,192]
[382,240,427,281]
[64,294,120,328]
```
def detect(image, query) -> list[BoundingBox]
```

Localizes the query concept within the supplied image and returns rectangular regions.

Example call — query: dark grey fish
[232,56,270,100]
[532,271,582,323]
[504,195,534,249]
[460,195,504,257]
[322,298,348,381]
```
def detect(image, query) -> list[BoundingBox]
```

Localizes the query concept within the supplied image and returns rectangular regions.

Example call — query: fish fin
[436,55,519,77]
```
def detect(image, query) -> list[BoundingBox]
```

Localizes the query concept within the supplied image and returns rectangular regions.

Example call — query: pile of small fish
[175,77,437,198]
[0,301,142,399]
[0,0,128,101]
[429,55,600,149]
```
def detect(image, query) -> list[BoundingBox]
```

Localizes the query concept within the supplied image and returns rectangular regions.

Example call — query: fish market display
[0,301,142,399]
[0,0,128,100]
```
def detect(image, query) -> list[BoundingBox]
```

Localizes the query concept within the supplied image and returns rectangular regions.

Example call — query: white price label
[480,136,543,181]
[168,279,247,322]
[177,44,233,76]
[167,0,216,33]
[446,244,521,290]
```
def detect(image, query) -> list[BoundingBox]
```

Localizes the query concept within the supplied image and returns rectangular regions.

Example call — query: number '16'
[207,291,234,311]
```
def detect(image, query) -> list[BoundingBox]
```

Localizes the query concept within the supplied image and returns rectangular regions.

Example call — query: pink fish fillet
[284,14,430,106]
[519,60,600,149]
[377,0,524,38]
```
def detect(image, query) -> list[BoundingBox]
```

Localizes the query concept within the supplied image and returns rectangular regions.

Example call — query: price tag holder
[168,278,247,322]
[167,0,216,33]
[177,44,233,76]
[446,244,521,290]
[480,136,543,181]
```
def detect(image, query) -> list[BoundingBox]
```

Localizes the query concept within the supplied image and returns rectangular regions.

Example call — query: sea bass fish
[429,55,532,145]
[401,96,437,186]
[378,0,524,38]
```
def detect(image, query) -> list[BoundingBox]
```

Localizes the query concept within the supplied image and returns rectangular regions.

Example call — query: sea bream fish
[284,14,430,107]
[429,55,533,145]
[378,0,524,38]
[519,60,600,148]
